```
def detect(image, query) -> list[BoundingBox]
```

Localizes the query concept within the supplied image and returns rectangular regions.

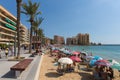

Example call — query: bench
[10,59,33,77]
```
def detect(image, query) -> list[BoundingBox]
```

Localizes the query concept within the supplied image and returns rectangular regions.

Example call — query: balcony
[0,25,16,33]
[5,18,16,26]
[5,23,16,30]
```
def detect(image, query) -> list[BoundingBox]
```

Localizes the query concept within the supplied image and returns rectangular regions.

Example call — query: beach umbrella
[81,51,88,56]
[93,56,103,60]
[72,51,80,55]
[53,50,59,53]
[69,56,81,62]
[80,51,88,60]
[108,59,120,70]
[85,56,94,61]
[63,50,72,54]
[52,48,55,50]
[59,48,65,52]
[110,63,120,70]
[108,59,119,65]
[89,59,97,66]
[95,59,111,66]
[58,57,73,64]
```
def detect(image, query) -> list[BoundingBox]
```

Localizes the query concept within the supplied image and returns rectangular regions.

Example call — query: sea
[65,45,120,63]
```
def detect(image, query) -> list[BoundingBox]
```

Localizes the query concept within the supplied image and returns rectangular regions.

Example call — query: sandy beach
[39,53,120,80]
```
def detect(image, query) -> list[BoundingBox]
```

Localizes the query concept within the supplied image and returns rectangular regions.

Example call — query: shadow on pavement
[2,70,16,78]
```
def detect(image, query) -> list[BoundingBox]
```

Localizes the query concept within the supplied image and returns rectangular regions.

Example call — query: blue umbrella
[89,56,102,66]
[85,56,94,61]
[93,56,103,60]
[89,59,97,66]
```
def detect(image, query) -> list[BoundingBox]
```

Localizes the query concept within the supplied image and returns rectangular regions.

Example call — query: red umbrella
[95,59,110,66]
[72,51,80,55]
[53,50,59,53]
[69,56,81,62]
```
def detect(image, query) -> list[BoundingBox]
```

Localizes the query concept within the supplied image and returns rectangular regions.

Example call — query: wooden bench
[10,59,33,77]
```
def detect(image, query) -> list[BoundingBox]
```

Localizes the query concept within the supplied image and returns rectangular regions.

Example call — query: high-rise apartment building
[54,35,65,44]
[77,33,89,45]
[0,5,29,46]
[72,37,78,45]
[66,33,90,45]
[66,38,73,45]
[20,24,29,45]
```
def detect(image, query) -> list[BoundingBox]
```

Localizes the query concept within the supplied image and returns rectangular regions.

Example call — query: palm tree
[21,0,41,53]
[37,28,44,45]
[16,0,22,58]
[33,17,43,49]
[33,17,43,36]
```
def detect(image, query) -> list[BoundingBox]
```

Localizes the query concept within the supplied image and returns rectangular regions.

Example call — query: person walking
[5,48,8,58]
[0,48,1,58]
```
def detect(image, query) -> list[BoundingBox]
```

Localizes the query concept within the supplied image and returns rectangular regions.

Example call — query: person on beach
[93,65,101,80]
[118,70,120,77]
[77,62,81,71]
[49,47,53,56]
[107,67,114,80]
[57,62,64,74]
[0,48,1,58]
[5,48,8,58]
[99,66,110,80]
[57,62,61,70]
[10,46,14,56]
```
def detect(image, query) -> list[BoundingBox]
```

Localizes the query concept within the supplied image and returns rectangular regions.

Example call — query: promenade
[0,49,42,80]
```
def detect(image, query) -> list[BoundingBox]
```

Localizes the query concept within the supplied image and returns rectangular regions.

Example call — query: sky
[0,0,120,44]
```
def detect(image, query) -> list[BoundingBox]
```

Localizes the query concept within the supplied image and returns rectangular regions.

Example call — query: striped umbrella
[95,59,111,66]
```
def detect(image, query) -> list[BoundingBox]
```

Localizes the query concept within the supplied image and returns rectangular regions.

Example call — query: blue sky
[1,0,120,44]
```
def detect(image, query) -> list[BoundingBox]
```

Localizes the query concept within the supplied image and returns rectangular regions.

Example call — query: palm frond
[21,11,28,15]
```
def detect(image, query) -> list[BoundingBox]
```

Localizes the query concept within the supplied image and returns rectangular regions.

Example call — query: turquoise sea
[65,45,120,63]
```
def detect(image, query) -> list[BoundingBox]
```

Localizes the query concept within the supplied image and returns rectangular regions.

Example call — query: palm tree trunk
[29,17,33,53]
[36,30,39,51]
[16,0,22,58]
